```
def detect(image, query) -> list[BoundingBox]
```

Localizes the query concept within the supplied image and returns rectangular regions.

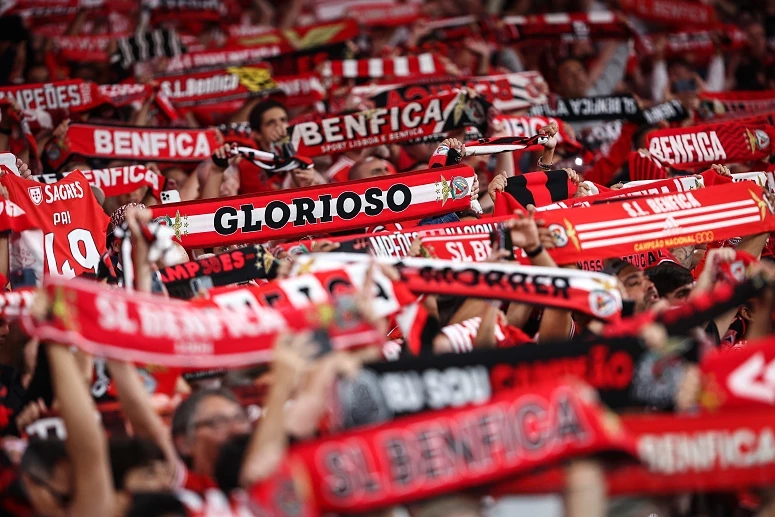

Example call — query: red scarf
[699,90,775,121]
[150,166,475,249]
[646,122,775,169]
[619,0,718,27]
[32,165,163,199]
[347,71,549,112]
[289,380,635,514]
[21,276,377,368]
[514,182,775,264]
[157,65,279,108]
[501,11,633,41]
[492,114,580,149]
[290,91,487,157]
[700,335,775,410]
[63,124,219,163]
[637,26,747,61]
[495,409,775,496]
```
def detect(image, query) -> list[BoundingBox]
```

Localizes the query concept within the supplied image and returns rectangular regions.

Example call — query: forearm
[201,166,225,200]
[494,150,516,178]
[473,304,498,348]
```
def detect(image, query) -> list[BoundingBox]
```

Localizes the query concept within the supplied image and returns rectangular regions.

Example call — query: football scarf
[0,79,97,112]
[277,216,512,259]
[224,19,360,55]
[348,71,549,112]
[0,289,34,319]
[158,244,279,299]
[619,0,717,27]
[146,0,222,24]
[496,409,775,496]
[496,169,580,210]
[110,28,185,71]
[150,165,475,249]
[21,276,372,368]
[492,114,579,149]
[290,380,636,514]
[698,90,775,121]
[53,33,129,62]
[290,91,489,157]
[156,65,280,108]
[529,96,687,124]
[345,2,421,26]
[321,53,443,79]
[63,124,219,163]
[529,183,775,265]
[31,165,164,200]
[700,335,775,410]
[637,26,747,61]
[334,336,683,432]
[646,122,775,169]
[294,253,624,321]
[501,11,633,41]
[274,73,326,108]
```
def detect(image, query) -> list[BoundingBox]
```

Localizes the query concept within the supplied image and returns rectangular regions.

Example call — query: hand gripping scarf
[292,253,624,321]
[149,165,476,249]
[21,276,376,368]
[289,379,636,514]
[289,91,489,157]
[646,122,775,169]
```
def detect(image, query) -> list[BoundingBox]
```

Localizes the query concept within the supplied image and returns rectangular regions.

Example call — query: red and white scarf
[698,90,775,121]
[21,276,376,368]
[646,122,775,169]
[64,124,219,163]
[32,165,164,200]
[150,166,475,249]
[321,53,444,79]
[502,11,633,41]
[157,65,280,108]
[619,0,717,27]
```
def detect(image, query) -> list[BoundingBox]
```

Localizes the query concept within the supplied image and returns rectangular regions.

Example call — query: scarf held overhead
[290,380,635,514]
[64,124,219,162]
[21,276,373,368]
[529,183,775,264]
[529,96,687,124]
[290,91,489,157]
[646,122,775,169]
[294,253,624,321]
[151,166,474,249]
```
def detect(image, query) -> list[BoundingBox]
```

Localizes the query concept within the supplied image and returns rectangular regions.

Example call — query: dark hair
[126,492,187,517]
[171,387,240,437]
[109,437,166,491]
[248,99,288,131]
[602,258,632,277]
[20,438,68,478]
[214,433,250,494]
[646,262,694,297]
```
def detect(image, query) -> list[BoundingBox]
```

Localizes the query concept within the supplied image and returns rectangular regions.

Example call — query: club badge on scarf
[158,244,279,299]
[64,124,219,163]
[530,183,775,264]
[290,91,489,157]
[150,165,476,249]
[646,122,775,169]
[349,72,549,112]
[290,380,635,514]
[294,253,624,321]
[21,276,367,368]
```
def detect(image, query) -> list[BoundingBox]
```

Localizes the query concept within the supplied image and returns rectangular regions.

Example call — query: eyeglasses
[192,412,250,432]
[28,472,72,506]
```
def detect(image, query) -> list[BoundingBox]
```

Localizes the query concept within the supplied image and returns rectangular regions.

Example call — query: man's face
[23,460,73,517]
[617,265,659,313]
[258,107,289,148]
[557,59,589,98]
[350,158,390,181]
[662,283,693,306]
[187,395,250,476]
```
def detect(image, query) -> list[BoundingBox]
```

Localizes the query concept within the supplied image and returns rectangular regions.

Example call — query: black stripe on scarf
[504,169,570,208]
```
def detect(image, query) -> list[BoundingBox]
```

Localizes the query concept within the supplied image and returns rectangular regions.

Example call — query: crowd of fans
[0,0,774,516]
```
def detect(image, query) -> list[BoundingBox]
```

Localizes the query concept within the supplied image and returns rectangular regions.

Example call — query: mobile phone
[672,78,697,94]
[160,190,181,204]
[489,227,515,261]
[312,329,333,359]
